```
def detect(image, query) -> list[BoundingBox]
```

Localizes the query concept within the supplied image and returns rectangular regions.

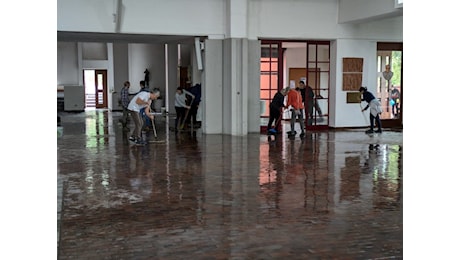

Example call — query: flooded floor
[57,110,402,259]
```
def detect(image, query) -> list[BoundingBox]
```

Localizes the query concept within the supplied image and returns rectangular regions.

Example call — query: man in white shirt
[127,89,160,145]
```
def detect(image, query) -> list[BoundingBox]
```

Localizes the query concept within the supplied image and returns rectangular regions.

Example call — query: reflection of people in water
[269,141,284,190]
[364,144,401,210]
[363,144,380,174]
[129,146,153,197]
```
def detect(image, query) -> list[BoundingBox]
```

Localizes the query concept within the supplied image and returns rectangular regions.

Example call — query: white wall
[57,0,226,36]
[353,16,402,41]
[331,39,377,128]
[128,43,165,93]
[203,39,223,134]
[57,42,79,86]
[82,42,108,60]
[248,0,402,41]
[113,43,129,111]
[57,0,116,32]
[284,47,306,87]
[166,44,178,114]
[248,0,341,40]
[58,0,401,41]
[247,40,261,133]
[338,0,402,24]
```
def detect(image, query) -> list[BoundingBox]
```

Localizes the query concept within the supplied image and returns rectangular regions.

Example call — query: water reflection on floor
[57,110,402,259]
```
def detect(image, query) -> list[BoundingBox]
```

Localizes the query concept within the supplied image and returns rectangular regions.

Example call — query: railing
[85,93,96,107]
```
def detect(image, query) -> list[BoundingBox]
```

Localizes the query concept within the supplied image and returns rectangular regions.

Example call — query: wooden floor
[57,110,403,259]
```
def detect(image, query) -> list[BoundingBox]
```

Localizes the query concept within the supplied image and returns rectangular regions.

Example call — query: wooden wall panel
[342,57,363,91]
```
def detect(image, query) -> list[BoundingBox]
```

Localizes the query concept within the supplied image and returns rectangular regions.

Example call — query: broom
[179,96,195,131]
[149,115,166,143]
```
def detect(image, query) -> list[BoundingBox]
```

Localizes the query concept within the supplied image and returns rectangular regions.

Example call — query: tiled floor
[57,110,403,259]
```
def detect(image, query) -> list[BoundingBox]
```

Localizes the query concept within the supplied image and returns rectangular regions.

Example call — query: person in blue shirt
[359,86,382,134]
[390,86,400,118]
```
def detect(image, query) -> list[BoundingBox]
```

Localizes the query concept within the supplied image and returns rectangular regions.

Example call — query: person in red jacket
[285,87,305,137]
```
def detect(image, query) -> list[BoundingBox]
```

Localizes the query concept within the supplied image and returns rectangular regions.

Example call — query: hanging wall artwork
[342,58,363,91]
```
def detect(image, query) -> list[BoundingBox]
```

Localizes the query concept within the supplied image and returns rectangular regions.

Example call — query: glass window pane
[270,60,278,71]
[260,90,272,100]
[97,74,103,90]
[260,61,271,71]
[260,74,271,89]
[317,45,329,62]
[270,75,278,88]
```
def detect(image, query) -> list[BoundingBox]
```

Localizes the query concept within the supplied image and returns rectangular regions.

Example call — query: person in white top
[127,89,160,145]
[174,87,195,131]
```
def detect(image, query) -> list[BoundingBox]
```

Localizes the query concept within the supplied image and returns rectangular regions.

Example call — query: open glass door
[306,41,330,131]
[83,69,108,109]
[260,41,282,132]
[377,43,403,128]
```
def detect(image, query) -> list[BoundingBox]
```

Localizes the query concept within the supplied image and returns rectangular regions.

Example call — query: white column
[226,0,248,38]
[203,39,224,134]
[166,44,178,114]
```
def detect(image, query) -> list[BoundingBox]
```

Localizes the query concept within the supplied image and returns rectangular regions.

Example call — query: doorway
[83,69,108,109]
[377,43,403,128]
[259,41,283,132]
[259,40,330,132]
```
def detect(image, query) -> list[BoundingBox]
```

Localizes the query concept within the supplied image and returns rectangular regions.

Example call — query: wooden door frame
[260,41,283,132]
[377,42,403,128]
[306,41,330,131]
[95,70,108,108]
[260,40,330,131]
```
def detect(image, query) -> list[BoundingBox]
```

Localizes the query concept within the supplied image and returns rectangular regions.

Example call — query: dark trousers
[120,106,129,127]
[370,113,382,131]
[175,106,187,129]
[186,103,199,125]
[267,106,281,130]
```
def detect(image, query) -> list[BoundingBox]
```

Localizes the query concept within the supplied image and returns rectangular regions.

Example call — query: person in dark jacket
[298,80,323,125]
[267,87,290,134]
[360,86,383,134]
[187,83,202,127]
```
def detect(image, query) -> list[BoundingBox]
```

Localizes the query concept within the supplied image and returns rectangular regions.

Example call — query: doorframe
[83,69,108,109]
[94,70,108,109]
[259,41,283,132]
[306,41,330,131]
[377,42,403,128]
[259,40,330,132]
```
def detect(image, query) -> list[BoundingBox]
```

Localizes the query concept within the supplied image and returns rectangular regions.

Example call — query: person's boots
[288,130,297,136]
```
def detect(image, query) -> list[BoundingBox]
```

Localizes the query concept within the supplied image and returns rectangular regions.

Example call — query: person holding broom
[174,87,195,132]
[267,87,290,135]
[359,86,383,134]
[127,89,160,145]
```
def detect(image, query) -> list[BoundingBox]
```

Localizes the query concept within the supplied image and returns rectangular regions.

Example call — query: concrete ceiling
[57,31,197,45]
